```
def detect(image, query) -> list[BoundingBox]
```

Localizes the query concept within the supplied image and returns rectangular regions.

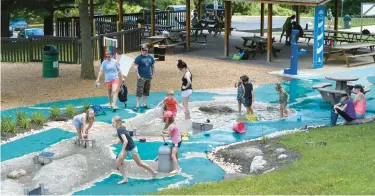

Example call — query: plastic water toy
[246,114,258,122]
[33,151,55,165]
[181,132,189,141]
[232,122,245,134]
[203,132,210,137]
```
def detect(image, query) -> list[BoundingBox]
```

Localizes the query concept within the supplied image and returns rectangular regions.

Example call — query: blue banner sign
[313,5,325,69]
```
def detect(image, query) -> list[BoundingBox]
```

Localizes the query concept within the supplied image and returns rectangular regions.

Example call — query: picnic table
[303,30,375,45]
[145,34,186,54]
[144,24,174,34]
[325,76,359,96]
[236,36,280,58]
[324,42,375,67]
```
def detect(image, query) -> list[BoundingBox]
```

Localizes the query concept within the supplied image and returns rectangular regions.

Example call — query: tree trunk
[1,4,11,37]
[78,0,96,79]
[44,9,54,36]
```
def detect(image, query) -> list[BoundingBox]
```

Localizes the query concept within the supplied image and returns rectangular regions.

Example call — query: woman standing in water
[177,60,193,119]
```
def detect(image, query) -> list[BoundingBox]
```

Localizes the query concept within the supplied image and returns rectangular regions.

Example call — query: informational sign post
[313,5,325,69]
[361,3,375,32]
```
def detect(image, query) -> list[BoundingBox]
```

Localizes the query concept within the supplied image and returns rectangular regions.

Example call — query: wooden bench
[312,83,333,89]
[165,41,187,54]
[346,52,375,66]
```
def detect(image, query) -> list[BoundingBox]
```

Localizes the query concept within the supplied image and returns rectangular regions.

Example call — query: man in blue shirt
[133,45,155,111]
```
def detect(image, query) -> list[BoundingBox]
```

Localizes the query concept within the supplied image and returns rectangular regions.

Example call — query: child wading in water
[157,90,185,120]
[236,76,245,114]
[112,116,157,184]
[276,83,289,117]
[161,111,181,174]
[242,75,254,114]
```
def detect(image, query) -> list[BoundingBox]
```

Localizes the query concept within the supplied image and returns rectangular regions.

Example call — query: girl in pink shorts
[161,111,181,174]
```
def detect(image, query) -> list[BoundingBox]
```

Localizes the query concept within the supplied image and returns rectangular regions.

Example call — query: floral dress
[237,82,245,104]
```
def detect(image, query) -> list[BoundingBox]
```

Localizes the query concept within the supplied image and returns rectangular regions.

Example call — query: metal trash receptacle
[42,45,59,78]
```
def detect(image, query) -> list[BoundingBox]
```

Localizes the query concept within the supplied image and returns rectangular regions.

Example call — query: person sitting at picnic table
[352,84,367,119]
[280,15,295,45]
[292,21,304,41]
[192,12,208,34]
[213,13,224,36]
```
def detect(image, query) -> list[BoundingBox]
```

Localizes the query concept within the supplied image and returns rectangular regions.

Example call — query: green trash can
[42,45,59,78]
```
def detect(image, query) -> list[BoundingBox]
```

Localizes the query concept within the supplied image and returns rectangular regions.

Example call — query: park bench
[33,151,54,165]
[346,52,375,66]
[75,138,96,148]
[312,83,333,89]
[24,184,49,195]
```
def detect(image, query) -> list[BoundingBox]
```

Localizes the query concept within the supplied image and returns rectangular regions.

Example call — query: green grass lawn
[156,123,375,195]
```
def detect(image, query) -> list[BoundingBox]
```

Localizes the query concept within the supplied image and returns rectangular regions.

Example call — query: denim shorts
[116,146,139,158]
[72,118,82,129]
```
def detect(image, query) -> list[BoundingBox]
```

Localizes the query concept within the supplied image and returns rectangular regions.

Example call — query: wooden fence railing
[1,29,141,64]
[57,11,188,37]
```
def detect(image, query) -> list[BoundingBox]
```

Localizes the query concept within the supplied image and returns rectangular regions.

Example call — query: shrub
[83,103,91,113]
[19,118,31,129]
[50,106,60,121]
[1,116,17,133]
[65,104,77,118]
[30,111,47,126]
[15,110,27,127]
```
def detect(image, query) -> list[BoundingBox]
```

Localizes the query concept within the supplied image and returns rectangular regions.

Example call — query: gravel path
[1,53,284,109]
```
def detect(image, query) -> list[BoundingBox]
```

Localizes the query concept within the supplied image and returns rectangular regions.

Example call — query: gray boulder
[343,117,374,125]
[229,147,263,159]
[277,154,288,160]
[32,154,88,195]
[1,179,24,195]
[274,148,286,154]
[250,156,267,174]
[7,169,27,179]
[198,105,235,113]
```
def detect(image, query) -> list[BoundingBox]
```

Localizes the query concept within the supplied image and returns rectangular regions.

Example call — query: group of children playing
[72,89,184,184]
[236,75,290,118]
[71,77,290,184]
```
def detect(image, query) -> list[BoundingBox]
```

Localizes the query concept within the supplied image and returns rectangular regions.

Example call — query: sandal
[133,107,139,111]
[142,105,150,109]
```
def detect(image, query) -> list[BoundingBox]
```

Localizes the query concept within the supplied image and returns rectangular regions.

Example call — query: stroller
[118,81,128,108]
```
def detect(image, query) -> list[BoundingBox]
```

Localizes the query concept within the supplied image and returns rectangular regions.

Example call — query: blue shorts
[171,141,182,148]
[72,118,83,129]
[355,112,365,119]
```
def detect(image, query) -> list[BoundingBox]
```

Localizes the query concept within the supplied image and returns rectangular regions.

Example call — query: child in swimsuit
[161,111,181,174]
[275,83,289,117]
[236,76,245,114]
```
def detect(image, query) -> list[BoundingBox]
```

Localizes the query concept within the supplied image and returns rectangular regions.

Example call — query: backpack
[362,29,370,35]
[118,82,128,107]
[90,105,106,116]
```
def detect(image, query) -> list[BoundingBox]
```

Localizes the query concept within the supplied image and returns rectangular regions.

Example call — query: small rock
[250,156,267,174]
[277,154,288,160]
[18,169,27,176]
[7,170,20,179]
[274,148,286,154]
[263,167,276,174]
[264,145,270,148]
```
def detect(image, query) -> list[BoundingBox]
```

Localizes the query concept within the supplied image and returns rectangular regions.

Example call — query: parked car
[165,5,194,26]
[10,19,28,31]
[139,8,161,24]
[18,28,44,38]
[203,3,224,20]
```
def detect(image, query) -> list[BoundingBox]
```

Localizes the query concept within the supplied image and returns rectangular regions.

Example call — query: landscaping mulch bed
[1,53,284,110]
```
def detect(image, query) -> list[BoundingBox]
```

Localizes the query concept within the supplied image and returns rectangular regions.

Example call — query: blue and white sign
[313,5,325,69]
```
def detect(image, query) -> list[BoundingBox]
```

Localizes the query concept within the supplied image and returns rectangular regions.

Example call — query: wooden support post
[118,0,124,22]
[267,3,273,63]
[90,0,94,24]
[260,3,265,36]
[117,21,120,32]
[296,5,300,25]
[228,2,232,36]
[56,20,59,36]
[93,19,97,36]
[224,1,231,57]
[334,0,339,35]
[186,0,191,51]
[151,0,155,36]
[198,0,203,19]
[167,10,170,25]
[71,18,75,37]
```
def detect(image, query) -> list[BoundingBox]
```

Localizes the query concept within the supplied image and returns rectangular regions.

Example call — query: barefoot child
[242,75,254,114]
[73,108,95,145]
[275,83,289,117]
[112,116,157,184]
[156,90,184,118]
[161,111,181,174]
[236,76,245,114]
